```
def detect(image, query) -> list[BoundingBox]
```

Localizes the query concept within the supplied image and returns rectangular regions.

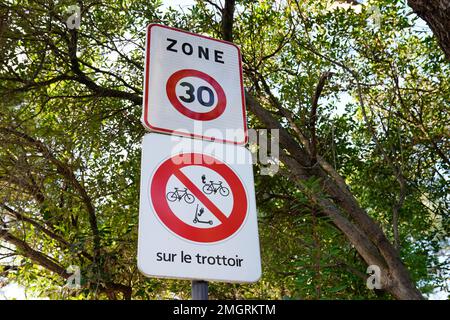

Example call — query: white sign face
[142,24,248,145]
[137,133,261,282]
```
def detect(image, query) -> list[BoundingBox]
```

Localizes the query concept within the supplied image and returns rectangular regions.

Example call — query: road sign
[138,133,261,282]
[141,24,248,145]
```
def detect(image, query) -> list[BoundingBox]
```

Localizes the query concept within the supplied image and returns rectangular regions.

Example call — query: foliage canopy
[0,0,448,299]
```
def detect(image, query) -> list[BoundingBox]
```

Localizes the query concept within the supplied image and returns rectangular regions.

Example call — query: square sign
[142,24,248,145]
[137,133,261,282]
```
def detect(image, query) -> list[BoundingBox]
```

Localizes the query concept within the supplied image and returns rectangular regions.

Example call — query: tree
[0,0,448,299]
[407,0,450,60]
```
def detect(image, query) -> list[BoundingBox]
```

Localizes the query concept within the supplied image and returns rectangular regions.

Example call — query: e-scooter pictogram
[193,204,213,225]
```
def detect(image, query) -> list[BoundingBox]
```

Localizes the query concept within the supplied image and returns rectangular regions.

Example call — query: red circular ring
[166,69,227,121]
[150,153,247,243]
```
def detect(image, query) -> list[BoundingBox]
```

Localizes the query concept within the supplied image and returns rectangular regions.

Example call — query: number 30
[178,81,214,107]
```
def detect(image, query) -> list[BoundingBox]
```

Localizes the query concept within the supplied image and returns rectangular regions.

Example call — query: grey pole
[192,280,208,300]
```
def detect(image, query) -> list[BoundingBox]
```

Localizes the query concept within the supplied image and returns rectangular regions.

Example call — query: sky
[0,282,27,300]
[160,0,196,11]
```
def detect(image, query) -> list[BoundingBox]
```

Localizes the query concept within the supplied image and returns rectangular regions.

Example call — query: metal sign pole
[191,280,208,300]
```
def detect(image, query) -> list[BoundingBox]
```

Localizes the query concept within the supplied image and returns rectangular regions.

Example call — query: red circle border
[150,153,247,243]
[166,69,227,121]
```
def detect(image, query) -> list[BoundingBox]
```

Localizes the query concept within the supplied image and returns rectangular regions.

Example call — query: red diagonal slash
[173,169,228,224]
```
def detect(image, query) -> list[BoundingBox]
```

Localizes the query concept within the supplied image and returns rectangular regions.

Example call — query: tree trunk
[218,0,424,299]
[245,93,424,300]
[408,0,450,60]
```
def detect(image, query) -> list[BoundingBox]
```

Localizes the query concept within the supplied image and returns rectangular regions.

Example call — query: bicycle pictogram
[166,187,195,204]
[193,204,213,225]
[201,174,230,197]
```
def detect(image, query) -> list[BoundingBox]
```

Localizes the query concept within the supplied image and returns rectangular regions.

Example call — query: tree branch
[0,229,69,278]
[309,71,333,165]
[0,127,101,261]
[67,29,142,106]
[1,204,93,261]
[221,0,235,42]
[407,0,450,61]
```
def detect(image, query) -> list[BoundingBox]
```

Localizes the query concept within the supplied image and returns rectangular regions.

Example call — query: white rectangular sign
[137,133,261,282]
[141,24,248,145]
